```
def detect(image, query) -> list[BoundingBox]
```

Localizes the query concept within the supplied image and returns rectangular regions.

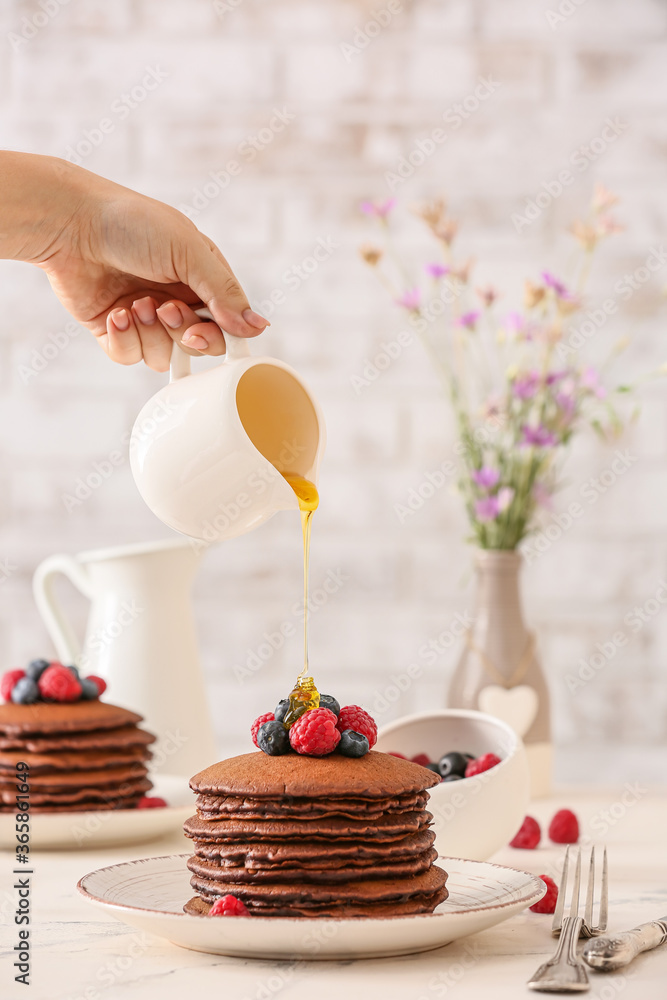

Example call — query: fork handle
[583,919,667,971]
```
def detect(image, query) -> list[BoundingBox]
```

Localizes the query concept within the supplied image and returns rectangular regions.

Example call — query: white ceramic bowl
[376,709,530,861]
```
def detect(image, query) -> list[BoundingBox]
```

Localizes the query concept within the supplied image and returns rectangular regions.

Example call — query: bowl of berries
[375,709,530,862]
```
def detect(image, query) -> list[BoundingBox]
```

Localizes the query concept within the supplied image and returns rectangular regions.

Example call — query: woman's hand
[0,152,268,370]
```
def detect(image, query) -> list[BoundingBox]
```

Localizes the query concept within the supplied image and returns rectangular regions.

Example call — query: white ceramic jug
[32,538,216,777]
[130,325,326,542]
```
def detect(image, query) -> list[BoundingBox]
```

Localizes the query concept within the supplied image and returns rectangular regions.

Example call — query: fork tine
[598,846,608,931]
[570,848,582,915]
[584,846,595,930]
[552,845,570,934]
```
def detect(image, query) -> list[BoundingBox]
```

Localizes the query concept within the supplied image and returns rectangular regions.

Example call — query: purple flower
[513,370,540,400]
[360,198,396,218]
[555,391,576,417]
[472,466,500,490]
[580,366,607,399]
[474,496,500,522]
[456,310,481,330]
[497,487,515,512]
[395,287,421,310]
[545,369,568,385]
[504,311,525,334]
[533,482,553,509]
[520,424,558,448]
[541,271,573,300]
[425,262,450,278]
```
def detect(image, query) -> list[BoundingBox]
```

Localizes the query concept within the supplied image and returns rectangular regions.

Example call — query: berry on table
[510,815,541,849]
[338,730,370,758]
[1,669,26,703]
[336,706,377,748]
[257,720,291,756]
[137,796,168,809]
[410,753,431,768]
[11,677,40,704]
[530,875,558,913]
[251,712,275,748]
[548,809,579,844]
[274,698,290,724]
[25,659,50,682]
[290,708,340,756]
[465,753,501,778]
[38,664,82,703]
[209,895,249,917]
[87,675,107,696]
[438,751,470,779]
[318,694,341,717]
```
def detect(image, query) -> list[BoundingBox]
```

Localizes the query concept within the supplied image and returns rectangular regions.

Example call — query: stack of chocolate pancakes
[184,750,448,917]
[0,700,155,812]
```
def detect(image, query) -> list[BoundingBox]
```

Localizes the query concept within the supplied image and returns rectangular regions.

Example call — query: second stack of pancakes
[184,750,447,917]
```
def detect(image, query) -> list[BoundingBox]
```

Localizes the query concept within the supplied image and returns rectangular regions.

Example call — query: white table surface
[2,788,667,1000]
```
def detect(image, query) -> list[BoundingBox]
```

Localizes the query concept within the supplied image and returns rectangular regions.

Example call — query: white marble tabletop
[3,788,667,1000]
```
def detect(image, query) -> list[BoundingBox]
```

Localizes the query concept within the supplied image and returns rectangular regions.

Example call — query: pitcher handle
[170,308,251,381]
[32,555,94,666]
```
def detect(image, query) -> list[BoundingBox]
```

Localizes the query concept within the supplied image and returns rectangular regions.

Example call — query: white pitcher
[32,538,216,777]
[130,326,326,542]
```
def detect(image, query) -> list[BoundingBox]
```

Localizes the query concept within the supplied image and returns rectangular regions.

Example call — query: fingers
[184,236,270,339]
[130,296,173,372]
[105,308,144,366]
[155,300,228,356]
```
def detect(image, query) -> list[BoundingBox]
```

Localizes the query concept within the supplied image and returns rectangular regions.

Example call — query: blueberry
[11,677,39,704]
[318,694,340,717]
[438,751,470,779]
[25,659,49,682]
[442,774,463,782]
[274,698,290,724]
[67,665,80,680]
[80,678,100,700]
[425,762,441,774]
[338,730,369,758]
[257,720,290,756]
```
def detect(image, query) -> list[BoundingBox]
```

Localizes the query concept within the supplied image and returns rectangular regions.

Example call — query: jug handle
[32,555,94,666]
[170,307,251,381]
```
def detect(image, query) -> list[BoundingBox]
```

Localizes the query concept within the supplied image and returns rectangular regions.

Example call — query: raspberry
[548,808,579,844]
[411,753,431,767]
[1,669,25,703]
[137,796,168,809]
[530,875,559,913]
[510,815,541,849]
[336,706,377,748]
[465,752,501,778]
[209,894,250,917]
[38,664,82,703]
[289,708,341,756]
[251,712,275,748]
[87,675,107,697]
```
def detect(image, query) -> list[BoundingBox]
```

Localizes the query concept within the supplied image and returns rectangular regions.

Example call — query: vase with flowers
[360,186,646,795]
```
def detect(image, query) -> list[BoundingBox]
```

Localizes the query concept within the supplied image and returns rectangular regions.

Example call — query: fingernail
[156,302,183,329]
[242,308,270,329]
[182,333,208,350]
[133,296,157,325]
[110,308,130,331]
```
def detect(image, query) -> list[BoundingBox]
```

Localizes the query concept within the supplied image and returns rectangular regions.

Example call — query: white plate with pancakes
[0,774,192,850]
[77,854,546,960]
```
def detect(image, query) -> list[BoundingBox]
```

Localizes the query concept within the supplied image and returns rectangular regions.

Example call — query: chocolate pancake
[193,828,436,865]
[0,725,156,753]
[0,746,151,773]
[187,847,438,883]
[184,890,447,918]
[0,794,146,813]
[195,790,429,820]
[183,809,432,843]
[0,701,143,737]
[190,750,439,800]
[0,763,148,792]
[1,776,152,806]
[190,864,447,906]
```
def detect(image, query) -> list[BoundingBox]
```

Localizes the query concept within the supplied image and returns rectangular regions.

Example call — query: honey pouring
[280,474,321,728]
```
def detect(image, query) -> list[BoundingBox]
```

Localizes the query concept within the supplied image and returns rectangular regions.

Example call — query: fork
[527,846,607,993]
[552,846,608,939]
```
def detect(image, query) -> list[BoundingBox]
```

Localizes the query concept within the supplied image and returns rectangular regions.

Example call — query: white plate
[0,774,192,851]
[77,854,546,960]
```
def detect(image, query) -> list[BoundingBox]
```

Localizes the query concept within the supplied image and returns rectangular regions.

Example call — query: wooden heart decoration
[478,684,538,738]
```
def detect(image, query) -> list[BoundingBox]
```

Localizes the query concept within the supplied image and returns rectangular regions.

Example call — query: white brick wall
[1,0,666,779]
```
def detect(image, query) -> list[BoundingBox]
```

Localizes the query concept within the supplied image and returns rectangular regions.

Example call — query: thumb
[183,234,269,338]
